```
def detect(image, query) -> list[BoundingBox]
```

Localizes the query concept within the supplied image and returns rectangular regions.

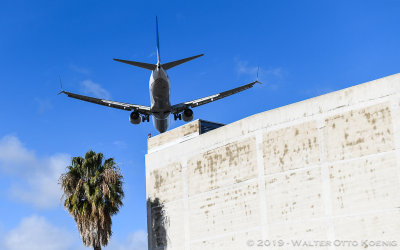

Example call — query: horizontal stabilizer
[162,54,204,70]
[113,58,156,70]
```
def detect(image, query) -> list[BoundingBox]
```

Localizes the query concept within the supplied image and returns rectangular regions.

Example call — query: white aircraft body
[60,18,260,133]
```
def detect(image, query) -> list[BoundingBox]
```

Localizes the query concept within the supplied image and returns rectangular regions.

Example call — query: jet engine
[129,111,141,124]
[182,108,193,122]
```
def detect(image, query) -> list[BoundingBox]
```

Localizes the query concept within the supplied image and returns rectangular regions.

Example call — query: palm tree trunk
[94,246,101,250]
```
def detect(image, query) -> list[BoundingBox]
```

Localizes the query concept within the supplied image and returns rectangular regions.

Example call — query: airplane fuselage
[149,65,171,133]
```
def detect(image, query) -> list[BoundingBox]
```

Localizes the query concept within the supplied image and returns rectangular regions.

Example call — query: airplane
[60,17,261,133]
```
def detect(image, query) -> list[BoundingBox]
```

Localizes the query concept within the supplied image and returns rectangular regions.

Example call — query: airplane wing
[171,80,261,114]
[59,91,151,115]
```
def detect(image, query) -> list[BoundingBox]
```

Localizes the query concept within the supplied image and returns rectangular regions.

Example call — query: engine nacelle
[129,111,141,124]
[182,109,193,122]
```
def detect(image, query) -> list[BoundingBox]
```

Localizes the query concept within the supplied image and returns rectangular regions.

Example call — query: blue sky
[1,0,400,249]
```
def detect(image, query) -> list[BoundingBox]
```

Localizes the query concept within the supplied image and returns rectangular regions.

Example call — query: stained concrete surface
[146,73,400,250]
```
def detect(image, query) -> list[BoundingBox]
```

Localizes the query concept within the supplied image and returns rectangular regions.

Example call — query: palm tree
[59,150,124,250]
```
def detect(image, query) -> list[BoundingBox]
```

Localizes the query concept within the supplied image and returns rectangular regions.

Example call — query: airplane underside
[150,70,171,133]
[60,17,260,134]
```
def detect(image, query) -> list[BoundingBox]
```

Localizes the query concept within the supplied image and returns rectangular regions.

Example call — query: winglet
[58,76,65,95]
[255,66,263,84]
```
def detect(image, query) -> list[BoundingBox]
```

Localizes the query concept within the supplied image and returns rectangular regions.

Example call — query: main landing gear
[142,115,150,122]
[173,113,182,121]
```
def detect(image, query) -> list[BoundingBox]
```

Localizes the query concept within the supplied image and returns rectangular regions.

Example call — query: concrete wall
[145,73,400,250]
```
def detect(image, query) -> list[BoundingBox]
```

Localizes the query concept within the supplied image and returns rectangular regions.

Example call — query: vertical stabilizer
[156,16,160,64]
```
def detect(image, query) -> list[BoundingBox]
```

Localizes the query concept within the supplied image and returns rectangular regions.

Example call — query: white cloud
[2,215,77,250]
[235,58,284,90]
[0,135,70,208]
[113,140,128,148]
[0,135,36,174]
[1,215,145,250]
[70,64,91,75]
[147,51,156,58]
[81,80,111,99]
[105,230,148,250]
[236,59,259,76]
[124,230,148,250]
[34,98,53,114]
[236,59,283,77]
[10,153,70,208]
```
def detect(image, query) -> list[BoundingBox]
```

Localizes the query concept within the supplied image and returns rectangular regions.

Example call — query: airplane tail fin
[155,16,203,70]
[156,16,160,64]
[162,54,204,70]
